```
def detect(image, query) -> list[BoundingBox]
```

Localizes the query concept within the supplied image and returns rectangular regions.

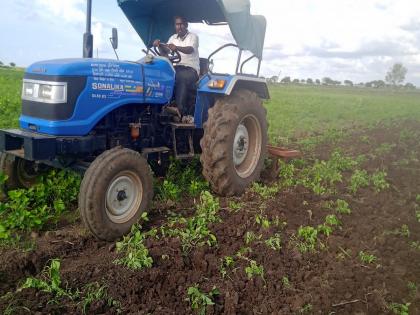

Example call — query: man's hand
[153,39,161,47]
[168,43,177,51]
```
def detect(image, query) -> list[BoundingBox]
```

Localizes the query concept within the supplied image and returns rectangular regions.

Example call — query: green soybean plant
[245,260,265,281]
[187,285,219,315]
[359,251,377,264]
[349,169,370,194]
[114,214,153,270]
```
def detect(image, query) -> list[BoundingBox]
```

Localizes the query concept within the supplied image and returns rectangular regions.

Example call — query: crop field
[1,66,420,314]
[0,68,22,129]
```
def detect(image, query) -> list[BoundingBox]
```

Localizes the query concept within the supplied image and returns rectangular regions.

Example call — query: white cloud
[245,0,420,84]
[92,22,106,53]
[35,0,85,24]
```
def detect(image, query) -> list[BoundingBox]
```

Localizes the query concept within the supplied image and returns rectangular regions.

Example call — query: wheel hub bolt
[117,190,127,202]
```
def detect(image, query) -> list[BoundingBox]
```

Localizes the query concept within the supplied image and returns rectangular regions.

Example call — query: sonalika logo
[92,83,124,91]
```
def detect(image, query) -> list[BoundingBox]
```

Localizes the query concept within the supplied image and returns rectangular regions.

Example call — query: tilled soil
[1,121,420,314]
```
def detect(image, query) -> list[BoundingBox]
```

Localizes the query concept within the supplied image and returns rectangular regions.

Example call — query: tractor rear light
[208,79,226,89]
[22,80,67,104]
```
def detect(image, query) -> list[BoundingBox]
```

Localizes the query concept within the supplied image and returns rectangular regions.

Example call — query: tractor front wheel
[0,153,43,196]
[79,148,153,241]
[200,89,268,196]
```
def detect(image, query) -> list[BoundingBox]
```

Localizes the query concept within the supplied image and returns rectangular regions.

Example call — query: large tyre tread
[200,90,268,196]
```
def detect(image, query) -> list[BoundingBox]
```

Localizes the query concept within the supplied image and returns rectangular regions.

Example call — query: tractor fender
[226,76,270,100]
[197,75,270,100]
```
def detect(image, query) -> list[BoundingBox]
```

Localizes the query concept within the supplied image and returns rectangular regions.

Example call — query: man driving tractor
[153,16,199,124]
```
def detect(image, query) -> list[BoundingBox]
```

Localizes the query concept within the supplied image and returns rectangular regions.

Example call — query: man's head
[174,16,188,37]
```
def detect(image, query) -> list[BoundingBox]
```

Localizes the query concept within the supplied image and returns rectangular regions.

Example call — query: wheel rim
[16,159,38,187]
[233,114,262,179]
[105,171,143,224]
[233,124,249,166]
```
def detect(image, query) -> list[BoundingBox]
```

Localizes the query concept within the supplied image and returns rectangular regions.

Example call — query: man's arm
[168,44,194,54]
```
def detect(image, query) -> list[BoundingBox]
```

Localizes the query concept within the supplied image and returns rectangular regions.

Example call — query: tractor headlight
[207,79,226,89]
[22,80,67,104]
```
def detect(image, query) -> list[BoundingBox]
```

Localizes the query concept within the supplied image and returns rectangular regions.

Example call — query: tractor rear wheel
[200,89,268,196]
[79,148,153,241]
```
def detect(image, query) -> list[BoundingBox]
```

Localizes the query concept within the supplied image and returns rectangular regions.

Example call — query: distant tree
[9,62,16,67]
[365,82,373,88]
[344,80,353,86]
[322,77,334,85]
[300,79,306,84]
[333,80,341,86]
[315,79,321,85]
[281,76,291,84]
[0,61,3,66]
[404,82,416,89]
[292,79,300,84]
[306,78,313,85]
[268,75,279,84]
[371,80,385,88]
[385,63,407,86]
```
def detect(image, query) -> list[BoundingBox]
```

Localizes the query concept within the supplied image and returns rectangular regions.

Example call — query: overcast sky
[1,0,420,86]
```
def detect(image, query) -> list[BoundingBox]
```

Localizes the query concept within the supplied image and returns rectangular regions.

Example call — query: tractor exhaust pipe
[83,0,93,58]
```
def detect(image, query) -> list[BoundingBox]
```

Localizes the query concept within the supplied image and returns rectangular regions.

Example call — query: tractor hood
[26,58,138,77]
[118,0,266,59]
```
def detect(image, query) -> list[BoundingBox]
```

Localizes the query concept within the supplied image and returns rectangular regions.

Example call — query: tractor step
[170,123,195,159]
[168,122,195,129]
[175,153,195,159]
[141,146,170,157]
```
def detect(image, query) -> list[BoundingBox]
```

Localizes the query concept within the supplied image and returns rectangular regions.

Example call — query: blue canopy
[117,0,266,59]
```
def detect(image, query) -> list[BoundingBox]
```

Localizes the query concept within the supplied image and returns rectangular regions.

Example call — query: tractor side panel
[143,61,175,104]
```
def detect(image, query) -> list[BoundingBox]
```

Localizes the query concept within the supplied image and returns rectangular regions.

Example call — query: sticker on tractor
[90,63,135,79]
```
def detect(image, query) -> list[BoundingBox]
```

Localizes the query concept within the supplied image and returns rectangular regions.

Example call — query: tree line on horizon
[1,60,416,90]
[0,61,16,68]
[266,63,417,89]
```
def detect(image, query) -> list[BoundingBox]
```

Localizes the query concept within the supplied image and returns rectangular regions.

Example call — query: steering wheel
[153,43,182,64]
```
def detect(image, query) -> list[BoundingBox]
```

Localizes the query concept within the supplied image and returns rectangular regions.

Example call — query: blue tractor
[0,0,269,241]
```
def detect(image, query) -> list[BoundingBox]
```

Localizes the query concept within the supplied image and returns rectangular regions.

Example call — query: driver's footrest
[169,122,195,129]
[176,153,195,159]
